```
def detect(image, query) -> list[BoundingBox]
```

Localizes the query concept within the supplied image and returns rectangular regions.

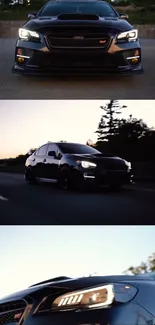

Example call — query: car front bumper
[12,38,143,75]
[82,169,133,187]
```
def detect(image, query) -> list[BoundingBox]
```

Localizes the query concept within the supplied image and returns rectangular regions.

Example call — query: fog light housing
[124,49,141,66]
[17,57,25,63]
[131,57,139,64]
[83,173,95,180]
[134,49,140,56]
[16,48,31,65]
[17,48,23,55]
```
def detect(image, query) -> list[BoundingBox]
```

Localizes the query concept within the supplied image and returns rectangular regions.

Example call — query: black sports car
[25,142,133,189]
[1,274,155,325]
[12,0,143,75]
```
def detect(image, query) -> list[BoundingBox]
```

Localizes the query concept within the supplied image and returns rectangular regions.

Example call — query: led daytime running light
[19,28,40,40]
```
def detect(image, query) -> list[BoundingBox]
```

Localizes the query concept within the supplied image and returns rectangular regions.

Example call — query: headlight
[77,161,97,168]
[116,29,138,42]
[18,28,40,40]
[51,283,138,311]
[125,161,131,169]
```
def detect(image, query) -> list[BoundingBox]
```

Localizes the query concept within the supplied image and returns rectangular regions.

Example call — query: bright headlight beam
[125,161,131,168]
[19,28,40,40]
[77,161,97,168]
[117,29,138,42]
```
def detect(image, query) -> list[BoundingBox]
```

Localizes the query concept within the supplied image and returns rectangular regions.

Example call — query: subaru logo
[73,36,84,40]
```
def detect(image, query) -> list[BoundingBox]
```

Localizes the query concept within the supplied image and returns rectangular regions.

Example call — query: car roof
[46,142,88,146]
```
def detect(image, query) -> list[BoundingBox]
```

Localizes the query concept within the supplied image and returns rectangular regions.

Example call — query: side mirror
[119,13,129,20]
[57,152,62,160]
[48,151,56,157]
[28,12,37,19]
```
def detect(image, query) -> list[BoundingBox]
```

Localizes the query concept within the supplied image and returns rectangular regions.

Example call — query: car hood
[67,153,127,164]
[24,16,133,34]
[0,275,146,304]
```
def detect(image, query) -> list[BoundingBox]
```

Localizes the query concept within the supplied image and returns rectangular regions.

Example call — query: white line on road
[0,195,8,201]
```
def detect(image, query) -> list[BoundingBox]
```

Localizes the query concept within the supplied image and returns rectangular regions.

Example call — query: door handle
[43,159,46,162]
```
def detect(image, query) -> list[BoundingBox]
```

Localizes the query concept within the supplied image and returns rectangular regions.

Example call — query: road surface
[0,172,155,224]
[0,39,155,99]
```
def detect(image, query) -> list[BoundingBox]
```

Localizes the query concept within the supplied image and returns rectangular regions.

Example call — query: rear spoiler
[58,13,99,20]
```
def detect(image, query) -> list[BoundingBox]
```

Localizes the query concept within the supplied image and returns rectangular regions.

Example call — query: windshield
[138,272,155,278]
[38,2,118,18]
[58,143,102,154]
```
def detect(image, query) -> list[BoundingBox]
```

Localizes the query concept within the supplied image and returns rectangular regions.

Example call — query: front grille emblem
[73,36,84,40]
[99,40,106,44]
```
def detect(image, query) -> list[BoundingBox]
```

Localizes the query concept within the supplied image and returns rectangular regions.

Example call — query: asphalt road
[0,172,155,224]
[0,39,155,99]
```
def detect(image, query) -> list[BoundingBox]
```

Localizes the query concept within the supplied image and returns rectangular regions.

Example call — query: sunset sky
[0,225,154,299]
[0,100,154,158]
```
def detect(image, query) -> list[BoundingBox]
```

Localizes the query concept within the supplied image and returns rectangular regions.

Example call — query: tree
[95,100,126,143]
[95,111,155,161]
[124,253,155,275]
[115,116,150,142]
[131,0,155,7]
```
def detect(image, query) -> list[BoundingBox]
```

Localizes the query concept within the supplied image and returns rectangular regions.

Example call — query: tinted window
[47,143,57,153]
[58,143,101,154]
[38,2,118,18]
[36,145,47,156]
[48,144,63,158]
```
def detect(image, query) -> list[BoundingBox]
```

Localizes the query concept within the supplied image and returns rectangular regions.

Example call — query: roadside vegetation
[124,252,155,274]
[0,0,155,23]
[0,100,155,181]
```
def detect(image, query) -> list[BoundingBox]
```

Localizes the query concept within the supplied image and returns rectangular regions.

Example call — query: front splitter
[12,64,144,76]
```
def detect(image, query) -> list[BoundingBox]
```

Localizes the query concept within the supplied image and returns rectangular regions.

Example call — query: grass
[0,6,155,23]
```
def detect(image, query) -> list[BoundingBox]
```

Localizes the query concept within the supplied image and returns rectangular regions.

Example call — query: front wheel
[58,168,71,190]
[25,168,37,185]
[58,168,85,191]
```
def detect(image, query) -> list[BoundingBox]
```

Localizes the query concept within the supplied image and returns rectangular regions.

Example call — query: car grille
[0,300,26,325]
[98,160,128,171]
[45,27,111,50]
[105,164,127,171]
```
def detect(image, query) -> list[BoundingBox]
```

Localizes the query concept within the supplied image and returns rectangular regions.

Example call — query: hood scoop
[58,13,99,20]
[38,16,55,20]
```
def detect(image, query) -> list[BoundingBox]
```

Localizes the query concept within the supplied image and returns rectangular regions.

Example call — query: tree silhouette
[95,106,155,161]
[116,116,150,142]
[124,253,155,275]
[95,100,127,143]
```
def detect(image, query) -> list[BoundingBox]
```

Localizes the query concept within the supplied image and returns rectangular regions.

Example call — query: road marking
[0,195,8,201]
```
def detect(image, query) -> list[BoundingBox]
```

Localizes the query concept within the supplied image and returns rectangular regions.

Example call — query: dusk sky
[0,226,154,299]
[0,100,154,158]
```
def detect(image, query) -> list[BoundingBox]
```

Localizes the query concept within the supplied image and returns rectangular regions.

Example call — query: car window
[58,143,101,154]
[36,145,48,156]
[38,2,118,18]
[47,143,57,154]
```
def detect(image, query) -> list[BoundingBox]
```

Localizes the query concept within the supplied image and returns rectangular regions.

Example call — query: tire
[58,168,71,190]
[58,168,85,191]
[25,168,37,185]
